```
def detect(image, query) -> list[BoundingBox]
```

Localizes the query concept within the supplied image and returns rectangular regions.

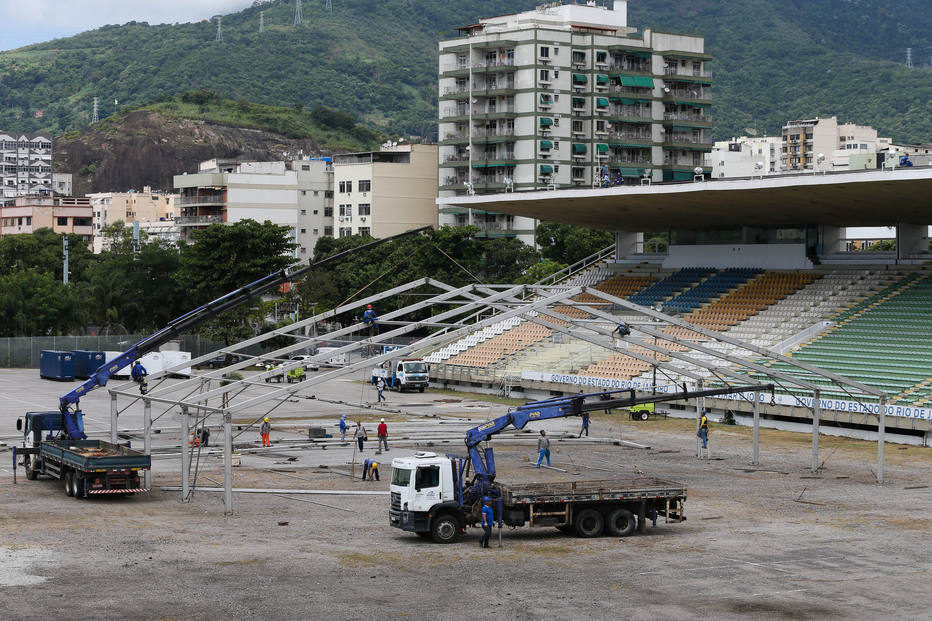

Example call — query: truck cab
[389,452,466,542]
[374,358,430,393]
[18,411,80,449]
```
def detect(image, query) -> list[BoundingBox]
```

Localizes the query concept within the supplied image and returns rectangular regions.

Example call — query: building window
[324,207,333,217]
[300,209,307,215]
[540,69,550,82]
[313,190,319,196]
[456,214,467,225]
[358,180,371,192]
[301,190,307,195]
[339,181,352,193]
[339,204,349,216]
[540,46,549,58]
[358,227,371,237]
[302,165,310,171]
[57,217,68,226]
[313,229,318,235]
[313,209,318,215]
[324,226,333,236]
[339,227,352,238]
[324,190,333,199]
[358,203,371,216]
[300,228,306,234]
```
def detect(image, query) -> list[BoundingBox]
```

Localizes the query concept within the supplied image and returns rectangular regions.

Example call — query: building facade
[710,137,781,179]
[781,116,890,172]
[88,187,178,252]
[1,132,53,201]
[0,195,92,243]
[294,158,334,257]
[332,144,438,239]
[437,0,712,243]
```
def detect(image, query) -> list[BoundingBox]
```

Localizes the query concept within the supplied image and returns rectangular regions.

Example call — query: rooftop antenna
[216,16,223,43]
[294,0,303,25]
[92,97,99,123]
[905,47,913,69]
[325,0,332,13]
[259,10,265,33]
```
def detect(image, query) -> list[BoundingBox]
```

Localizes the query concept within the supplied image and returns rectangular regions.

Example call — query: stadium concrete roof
[438,167,932,230]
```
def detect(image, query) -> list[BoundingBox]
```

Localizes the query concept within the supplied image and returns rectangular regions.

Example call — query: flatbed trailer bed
[496,477,687,505]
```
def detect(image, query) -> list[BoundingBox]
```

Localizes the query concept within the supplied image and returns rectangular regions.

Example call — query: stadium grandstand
[427,166,932,452]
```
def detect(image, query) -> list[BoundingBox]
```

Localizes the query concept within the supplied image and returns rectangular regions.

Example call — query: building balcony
[661,87,711,104]
[662,135,712,150]
[472,105,517,119]
[607,61,652,75]
[176,215,225,226]
[608,131,653,144]
[471,128,517,143]
[662,111,712,126]
[440,107,471,120]
[178,196,226,207]
[440,132,470,145]
[439,85,471,100]
[663,66,713,81]
[471,58,517,72]
[608,108,653,122]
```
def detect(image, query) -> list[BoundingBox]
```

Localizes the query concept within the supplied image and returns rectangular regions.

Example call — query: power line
[294,0,303,25]
[92,97,99,123]
[905,47,913,69]
[259,10,265,33]
[216,16,223,43]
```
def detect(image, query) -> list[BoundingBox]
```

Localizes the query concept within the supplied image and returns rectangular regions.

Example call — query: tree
[0,227,94,282]
[516,259,567,284]
[535,222,613,265]
[0,268,85,336]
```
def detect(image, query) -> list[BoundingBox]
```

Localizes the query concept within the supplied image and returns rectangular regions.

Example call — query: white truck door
[411,464,442,512]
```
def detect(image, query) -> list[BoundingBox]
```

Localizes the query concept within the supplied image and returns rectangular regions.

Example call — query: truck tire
[574,508,604,537]
[605,508,636,537]
[639,411,649,421]
[73,475,85,499]
[430,514,461,543]
[64,471,75,497]
[24,457,38,480]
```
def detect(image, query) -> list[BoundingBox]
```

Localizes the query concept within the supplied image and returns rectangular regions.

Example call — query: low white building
[710,137,781,179]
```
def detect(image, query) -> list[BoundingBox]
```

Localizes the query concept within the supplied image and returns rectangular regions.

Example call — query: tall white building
[0,132,53,201]
[710,137,781,179]
[437,0,712,244]
[294,158,334,257]
[781,116,891,172]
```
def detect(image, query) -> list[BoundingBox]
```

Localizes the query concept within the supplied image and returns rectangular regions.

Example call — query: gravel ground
[1,370,930,620]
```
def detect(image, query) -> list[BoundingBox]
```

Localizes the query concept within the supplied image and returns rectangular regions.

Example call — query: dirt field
[1,370,930,620]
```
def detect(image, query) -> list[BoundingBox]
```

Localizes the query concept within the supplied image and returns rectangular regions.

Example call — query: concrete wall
[664,243,813,269]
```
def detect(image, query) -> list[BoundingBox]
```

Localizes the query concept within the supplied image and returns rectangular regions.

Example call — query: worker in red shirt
[377,418,389,452]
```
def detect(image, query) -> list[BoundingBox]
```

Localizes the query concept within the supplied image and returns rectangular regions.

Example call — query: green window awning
[620,75,654,88]
[610,142,651,149]
[596,74,609,84]
[620,168,645,177]
[672,171,694,181]
[596,143,610,153]
[539,117,553,126]
[539,140,553,149]
[572,143,587,154]
[617,97,650,105]
[572,73,588,84]
[540,94,553,104]
[596,97,609,107]
[572,97,585,107]
[540,164,554,174]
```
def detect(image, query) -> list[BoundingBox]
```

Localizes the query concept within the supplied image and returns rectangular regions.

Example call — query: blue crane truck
[11,226,432,498]
[15,412,150,497]
[390,383,772,543]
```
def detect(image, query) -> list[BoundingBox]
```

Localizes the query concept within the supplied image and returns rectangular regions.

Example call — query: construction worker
[260,416,271,447]
[613,322,631,338]
[339,414,349,442]
[354,421,367,452]
[376,376,386,403]
[697,410,709,449]
[377,418,389,452]
[369,460,380,481]
[536,430,551,468]
[362,304,379,334]
[479,497,494,548]
[578,411,590,438]
[200,426,210,447]
[130,359,148,395]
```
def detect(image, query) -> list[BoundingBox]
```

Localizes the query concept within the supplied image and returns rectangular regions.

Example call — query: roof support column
[223,411,233,515]
[181,405,190,503]
[751,389,760,466]
[143,399,152,491]
[110,392,118,445]
[811,389,820,473]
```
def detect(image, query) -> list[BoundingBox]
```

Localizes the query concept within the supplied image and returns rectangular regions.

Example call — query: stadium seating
[628,267,713,307]
[663,268,761,313]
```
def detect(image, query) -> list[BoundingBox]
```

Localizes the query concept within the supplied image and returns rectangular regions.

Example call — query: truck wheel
[73,476,85,499]
[64,471,75,497]
[574,508,604,538]
[430,514,461,543]
[605,508,636,537]
[24,457,38,480]
[639,411,649,421]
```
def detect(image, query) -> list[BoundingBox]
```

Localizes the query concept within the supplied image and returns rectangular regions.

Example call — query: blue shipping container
[40,350,75,381]
[72,350,105,380]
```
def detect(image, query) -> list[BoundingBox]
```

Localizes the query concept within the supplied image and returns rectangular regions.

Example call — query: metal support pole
[752,389,760,466]
[695,379,703,458]
[224,411,233,515]
[181,406,190,502]
[877,395,886,484]
[811,389,821,473]
[143,399,152,490]
[110,393,118,444]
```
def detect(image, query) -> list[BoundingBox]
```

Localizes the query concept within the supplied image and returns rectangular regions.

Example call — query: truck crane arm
[57,225,432,440]
[463,383,773,496]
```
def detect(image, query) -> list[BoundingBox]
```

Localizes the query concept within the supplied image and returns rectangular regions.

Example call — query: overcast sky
[0,0,254,50]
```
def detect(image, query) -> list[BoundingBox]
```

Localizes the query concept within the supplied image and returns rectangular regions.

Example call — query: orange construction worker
[260,416,271,447]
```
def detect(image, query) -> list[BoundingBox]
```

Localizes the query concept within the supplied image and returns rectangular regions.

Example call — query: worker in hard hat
[339,413,349,442]
[260,416,272,447]
[479,497,494,548]
[362,304,379,337]
[377,418,389,452]
[131,359,148,395]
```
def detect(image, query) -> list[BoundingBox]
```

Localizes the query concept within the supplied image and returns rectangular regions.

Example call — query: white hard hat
[380,418,385,422]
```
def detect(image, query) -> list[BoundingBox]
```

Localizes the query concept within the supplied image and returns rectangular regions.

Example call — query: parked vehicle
[372,358,429,393]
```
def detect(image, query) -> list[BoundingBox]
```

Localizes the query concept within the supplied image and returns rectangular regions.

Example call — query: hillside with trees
[0,0,929,142]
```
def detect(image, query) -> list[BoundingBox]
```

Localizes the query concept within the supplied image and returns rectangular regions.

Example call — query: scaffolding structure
[106,278,888,515]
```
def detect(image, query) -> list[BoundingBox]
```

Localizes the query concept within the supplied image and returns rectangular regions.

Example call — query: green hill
[1,0,930,142]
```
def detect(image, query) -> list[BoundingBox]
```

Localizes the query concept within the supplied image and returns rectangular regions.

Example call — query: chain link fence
[0,335,226,369]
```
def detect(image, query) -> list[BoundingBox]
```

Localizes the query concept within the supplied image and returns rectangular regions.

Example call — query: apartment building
[437,0,712,243]
[0,132,53,201]
[87,187,178,252]
[331,144,438,239]
[710,137,781,178]
[294,158,334,257]
[0,195,92,243]
[781,116,891,172]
